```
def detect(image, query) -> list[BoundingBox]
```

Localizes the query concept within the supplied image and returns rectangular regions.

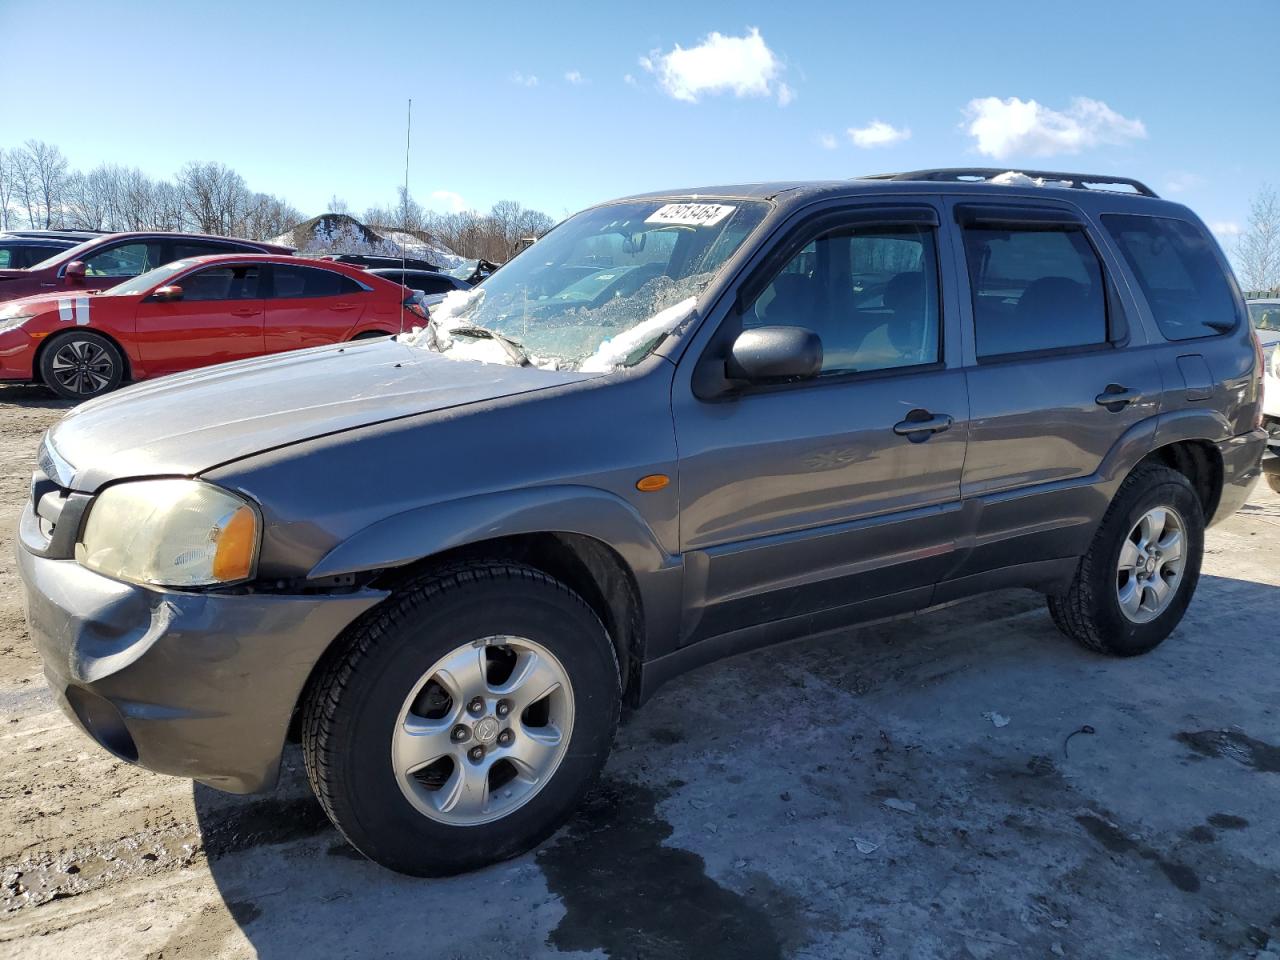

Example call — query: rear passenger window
[962,226,1107,357]
[179,265,261,301]
[1102,215,1239,340]
[270,265,362,298]
[748,224,941,375]
[173,241,235,260]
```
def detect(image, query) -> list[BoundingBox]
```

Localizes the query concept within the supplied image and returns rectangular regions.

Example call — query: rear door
[672,201,970,646]
[263,263,368,352]
[944,200,1161,582]
[133,263,265,376]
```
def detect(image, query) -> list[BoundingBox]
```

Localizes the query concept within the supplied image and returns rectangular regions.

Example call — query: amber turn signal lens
[212,505,257,581]
[635,474,670,492]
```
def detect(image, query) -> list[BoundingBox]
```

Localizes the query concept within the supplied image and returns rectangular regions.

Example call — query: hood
[49,338,596,491]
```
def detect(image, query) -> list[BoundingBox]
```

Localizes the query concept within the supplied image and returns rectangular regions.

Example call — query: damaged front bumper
[17,506,386,794]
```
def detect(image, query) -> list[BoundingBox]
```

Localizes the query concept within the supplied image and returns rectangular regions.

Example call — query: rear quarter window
[1102,214,1239,340]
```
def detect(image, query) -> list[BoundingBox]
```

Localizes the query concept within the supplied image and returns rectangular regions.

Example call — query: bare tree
[1236,185,1280,294]
[178,161,250,234]
[0,148,14,230]
[24,140,69,228]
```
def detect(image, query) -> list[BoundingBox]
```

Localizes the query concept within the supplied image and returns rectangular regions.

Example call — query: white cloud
[512,72,539,88]
[564,70,586,85]
[963,96,1146,160]
[623,73,638,87]
[848,120,911,148]
[1209,221,1242,239]
[642,27,784,104]
[430,190,467,214]
[817,132,837,150]
[1164,172,1202,194]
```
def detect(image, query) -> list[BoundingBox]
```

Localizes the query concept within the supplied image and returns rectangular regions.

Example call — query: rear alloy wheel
[39,331,124,401]
[301,561,620,876]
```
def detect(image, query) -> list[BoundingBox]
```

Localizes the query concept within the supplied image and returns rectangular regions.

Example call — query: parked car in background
[0,231,294,303]
[0,231,95,269]
[366,267,472,298]
[1248,298,1280,491]
[17,169,1266,876]
[0,255,423,399]
[322,253,442,271]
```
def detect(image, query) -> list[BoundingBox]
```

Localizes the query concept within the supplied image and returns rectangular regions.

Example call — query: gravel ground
[1,383,1278,960]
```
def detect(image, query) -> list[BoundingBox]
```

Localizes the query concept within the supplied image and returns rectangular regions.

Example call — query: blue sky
[1,0,1276,241]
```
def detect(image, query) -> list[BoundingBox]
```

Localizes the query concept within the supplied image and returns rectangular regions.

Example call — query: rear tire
[39,331,124,401]
[301,561,620,876]
[1048,463,1204,656]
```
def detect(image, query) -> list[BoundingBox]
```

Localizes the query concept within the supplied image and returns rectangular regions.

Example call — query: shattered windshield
[401,199,769,370]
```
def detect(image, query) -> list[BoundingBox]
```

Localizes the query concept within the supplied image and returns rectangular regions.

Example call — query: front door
[134,263,265,376]
[673,202,969,647]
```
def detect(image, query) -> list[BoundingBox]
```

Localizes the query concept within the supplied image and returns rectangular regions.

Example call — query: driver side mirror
[152,285,184,302]
[64,260,86,282]
[693,326,823,400]
[726,326,823,382]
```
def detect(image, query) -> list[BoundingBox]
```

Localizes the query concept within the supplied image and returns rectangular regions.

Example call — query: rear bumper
[1211,427,1268,524]
[17,532,386,793]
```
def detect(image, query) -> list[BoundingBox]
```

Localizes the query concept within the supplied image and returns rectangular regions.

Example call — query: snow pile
[376,229,468,270]
[989,170,1073,188]
[271,215,465,267]
[578,297,697,372]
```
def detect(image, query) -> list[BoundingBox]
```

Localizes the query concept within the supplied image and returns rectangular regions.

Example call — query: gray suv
[18,168,1268,875]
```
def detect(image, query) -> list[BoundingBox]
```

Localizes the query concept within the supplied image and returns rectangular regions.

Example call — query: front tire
[39,331,124,401]
[301,561,620,876]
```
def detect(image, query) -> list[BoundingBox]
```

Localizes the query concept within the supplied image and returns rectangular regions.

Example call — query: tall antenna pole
[399,98,412,334]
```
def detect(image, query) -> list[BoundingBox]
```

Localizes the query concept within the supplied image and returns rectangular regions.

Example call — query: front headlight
[76,479,260,587]
[0,316,31,335]
[1269,344,1280,379]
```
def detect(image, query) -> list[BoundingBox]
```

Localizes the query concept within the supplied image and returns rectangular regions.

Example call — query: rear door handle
[231,307,260,317]
[893,411,953,440]
[1095,385,1140,409]
[330,301,357,311]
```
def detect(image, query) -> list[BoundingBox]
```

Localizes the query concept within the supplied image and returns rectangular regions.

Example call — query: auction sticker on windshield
[645,203,736,227]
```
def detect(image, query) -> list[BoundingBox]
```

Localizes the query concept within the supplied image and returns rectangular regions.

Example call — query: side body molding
[307,484,685,655]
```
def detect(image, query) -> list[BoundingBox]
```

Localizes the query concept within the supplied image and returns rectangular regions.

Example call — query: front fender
[307,484,685,654]
[309,483,674,579]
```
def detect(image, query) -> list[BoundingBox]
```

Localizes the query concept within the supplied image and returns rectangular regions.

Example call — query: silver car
[18,168,1267,875]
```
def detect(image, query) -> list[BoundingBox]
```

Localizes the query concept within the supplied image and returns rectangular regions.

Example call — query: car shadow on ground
[187,576,1280,960]
[0,384,73,409]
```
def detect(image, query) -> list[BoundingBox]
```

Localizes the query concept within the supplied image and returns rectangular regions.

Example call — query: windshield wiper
[449,326,531,366]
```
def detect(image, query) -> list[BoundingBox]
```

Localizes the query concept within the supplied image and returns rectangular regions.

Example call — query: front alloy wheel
[302,561,620,876]
[39,331,124,400]
[392,636,575,826]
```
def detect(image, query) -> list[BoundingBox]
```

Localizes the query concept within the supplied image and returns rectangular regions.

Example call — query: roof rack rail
[860,168,1159,198]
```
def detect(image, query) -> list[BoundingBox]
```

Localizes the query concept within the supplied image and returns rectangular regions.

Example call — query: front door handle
[231,307,260,317]
[1095,385,1140,409]
[893,411,953,441]
[330,301,357,311]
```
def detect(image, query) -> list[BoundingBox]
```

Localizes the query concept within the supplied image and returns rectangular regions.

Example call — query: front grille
[25,460,91,561]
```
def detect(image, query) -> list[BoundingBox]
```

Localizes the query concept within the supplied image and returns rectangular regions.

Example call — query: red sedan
[0,255,426,400]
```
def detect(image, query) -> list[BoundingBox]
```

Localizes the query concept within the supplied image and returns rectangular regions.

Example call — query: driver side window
[747,224,941,376]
